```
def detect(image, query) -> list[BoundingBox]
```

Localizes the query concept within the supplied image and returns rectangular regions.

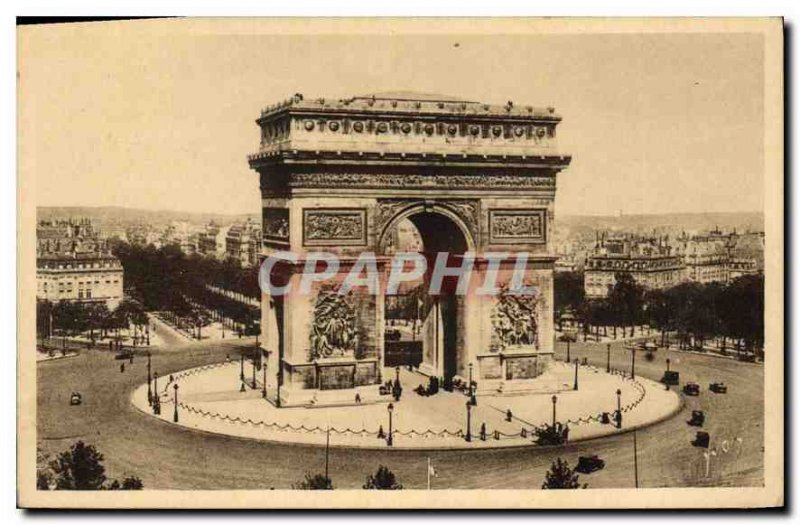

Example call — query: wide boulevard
[37,338,763,489]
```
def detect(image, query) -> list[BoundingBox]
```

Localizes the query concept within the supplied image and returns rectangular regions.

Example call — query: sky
[19,20,765,217]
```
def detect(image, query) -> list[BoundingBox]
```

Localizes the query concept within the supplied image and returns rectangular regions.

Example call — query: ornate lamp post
[573,358,579,390]
[465,401,472,442]
[173,383,179,423]
[146,351,152,406]
[666,358,671,372]
[551,395,558,427]
[616,388,622,428]
[631,346,636,379]
[395,366,401,387]
[606,343,611,373]
[468,362,477,406]
[566,340,571,362]
[240,353,245,381]
[387,403,394,447]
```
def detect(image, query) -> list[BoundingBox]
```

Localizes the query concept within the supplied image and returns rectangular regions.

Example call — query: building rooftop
[258,92,560,121]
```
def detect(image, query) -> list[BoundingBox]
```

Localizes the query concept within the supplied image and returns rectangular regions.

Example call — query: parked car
[709,382,728,394]
[115,350,133,360]
[69,392,82,406]
[576,455,605,473]
[661,370,680,386]
[692,431,710,448]
[688,410,705,426]
[683,382,700,396]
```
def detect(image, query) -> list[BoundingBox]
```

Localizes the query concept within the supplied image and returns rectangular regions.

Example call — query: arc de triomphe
[249,92,571,407]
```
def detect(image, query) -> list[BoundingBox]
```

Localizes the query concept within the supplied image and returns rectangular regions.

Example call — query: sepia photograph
[16,17,784,509]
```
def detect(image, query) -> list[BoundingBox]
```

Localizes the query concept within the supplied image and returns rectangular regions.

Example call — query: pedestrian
[120,363,125,373]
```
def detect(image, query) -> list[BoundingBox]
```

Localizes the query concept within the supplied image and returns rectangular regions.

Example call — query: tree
[541,458,586,489]
[554,271,585,323]
[608,273,645,337]
[51,441,107,490]
[293,473,334,490]
[43,442,145,491]
[363,466,403,490]
[108,476,144,490]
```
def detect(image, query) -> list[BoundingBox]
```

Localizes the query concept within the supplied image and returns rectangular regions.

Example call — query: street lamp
[240,353,245,381]
[465,401,473,442]
[395,366,401,387]
[574,358,579,390]
[153,372,161,415]
[551,395,558,427]
[252,351,257,389]
[631,346,636,379]
[146,351,152,406]
[567,340,571,362]
[606,343,611,373]
[276,367,282,408]
[262,350,268,398]
[666,358,671,372]
[468,362,477,406]
[173,383,179,423]
[616,388,622,429]
[387,403,394,447]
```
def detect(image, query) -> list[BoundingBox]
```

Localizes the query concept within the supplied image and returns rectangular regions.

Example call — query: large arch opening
[382,209,470,386]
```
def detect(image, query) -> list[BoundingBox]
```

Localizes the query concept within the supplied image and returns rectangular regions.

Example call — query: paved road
[37,339,763,490]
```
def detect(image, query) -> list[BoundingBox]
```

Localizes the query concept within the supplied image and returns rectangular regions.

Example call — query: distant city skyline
[20,20,765,216]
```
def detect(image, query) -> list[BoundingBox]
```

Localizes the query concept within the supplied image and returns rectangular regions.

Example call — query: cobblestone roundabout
[132,360,682,449]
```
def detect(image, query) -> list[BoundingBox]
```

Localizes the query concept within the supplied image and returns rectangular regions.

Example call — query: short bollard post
[506,409,513,422]
[480,423,486,441]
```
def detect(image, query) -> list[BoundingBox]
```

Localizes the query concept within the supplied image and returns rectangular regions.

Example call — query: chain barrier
[164,360,656,443]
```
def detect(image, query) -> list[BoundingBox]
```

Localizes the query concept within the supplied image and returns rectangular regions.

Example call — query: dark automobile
[384,329,402,342]
[688,410,705,426]
[115,350,133,360]
[683,382,700,396]
[69,392,82,406]
[575,455,605,473]
[692,431,710,448]
[661,370,680,386]
[709,382,728,394]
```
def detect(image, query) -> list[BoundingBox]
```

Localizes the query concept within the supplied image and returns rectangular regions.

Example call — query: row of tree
[111,241,260,331]
[37,298,149,344]
[555,271,764,355]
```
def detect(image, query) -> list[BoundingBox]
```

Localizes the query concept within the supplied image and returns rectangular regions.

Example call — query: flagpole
[427,457,431,490]
[325,427,330,481]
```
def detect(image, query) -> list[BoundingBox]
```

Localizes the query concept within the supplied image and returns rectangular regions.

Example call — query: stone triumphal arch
[249,92,571,406]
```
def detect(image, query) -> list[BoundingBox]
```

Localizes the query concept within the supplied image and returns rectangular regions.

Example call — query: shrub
[363,466,403,490]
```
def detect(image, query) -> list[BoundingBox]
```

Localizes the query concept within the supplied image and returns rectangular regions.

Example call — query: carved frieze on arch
[374,198,480,254]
